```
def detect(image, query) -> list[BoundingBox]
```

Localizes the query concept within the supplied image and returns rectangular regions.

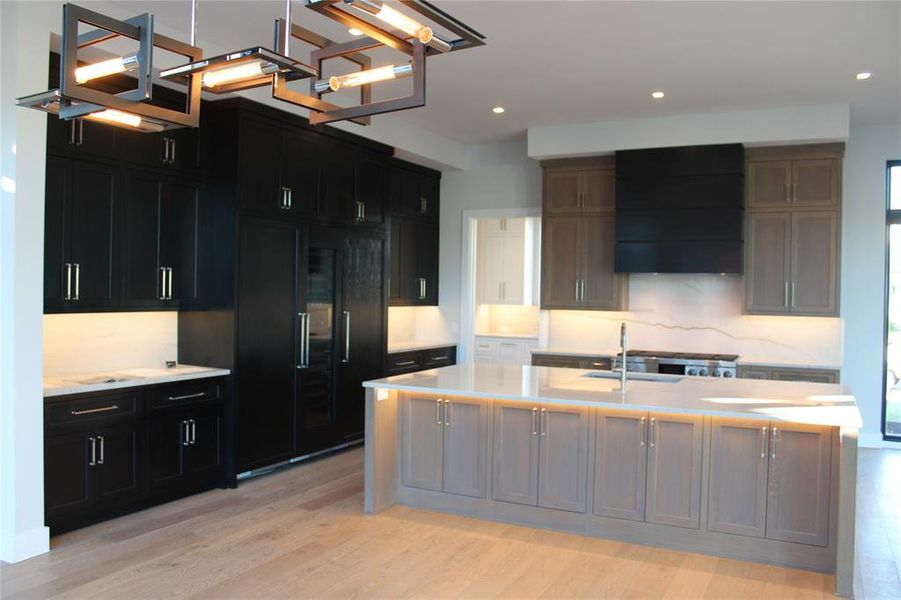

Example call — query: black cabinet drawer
[387,351,423,375]
[46,391,141,427]
[148,378,221,411]
[424,347,456,368]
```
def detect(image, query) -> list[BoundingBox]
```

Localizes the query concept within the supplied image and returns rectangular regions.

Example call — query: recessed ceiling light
[651,91,665,99]
[492,106,505,114]
[856,72,872,80]
[348,27,364,36]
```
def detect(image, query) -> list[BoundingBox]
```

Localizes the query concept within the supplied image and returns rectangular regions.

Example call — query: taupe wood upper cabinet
[645,413,704,529]
[744,144,842,317]
[541,158,626,311]
[593,409,647,522]
[442,397,489,498]
[765,423,833,547]
[402,395,489,498]
[791,211,838,314]
[492,401,539,506]
[402,395,444,492]
[538,405,590,513]
[543,162,614,216]
[707,418,769,538]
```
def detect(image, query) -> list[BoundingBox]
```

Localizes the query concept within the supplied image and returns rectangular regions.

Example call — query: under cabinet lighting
[74,54,140,84]
[202,60,279,88]
[347,0,452,52]
[315,63,413,93]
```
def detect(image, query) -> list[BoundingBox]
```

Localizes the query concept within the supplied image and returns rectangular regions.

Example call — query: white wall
[0,0,54,564]
[44,313,179,377]
[841,123,901,446]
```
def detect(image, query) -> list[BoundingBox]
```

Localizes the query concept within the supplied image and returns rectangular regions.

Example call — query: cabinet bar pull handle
[169,139,176,164]
[361,202,365,220]
[68,121,77,145]
[342,311,351,363]
[73,263,80,300]
[640,416,646,447]
[771,426,778,459]
[649,417,656,448]
[190,419,196,445]
[784,182,790,204]
[296,312,308,369]
[760,426,768,458]
[88,437,96,466]
[162,137,169,163]
[532,407,538,435]
[574,279,580,302]
[160,267,167,300]
[436,398,443,425]
[77,120,84,146]
[97,436,104,464]
[168,267,174,300]
[444,400,450,426]
[287,187,292,209]
[71,404,119,416]
[420,197,427,214]
[418,278,427,300]
[540,408,547,436]
[430,355,449,361]
[394,360,417,367]
[792,182,797,202]
[182,420,190,446]
[303,313,311,367]
[784,282,789,307]
[65,262,72,300]
[167,392,205,402]
[790,282,795,308]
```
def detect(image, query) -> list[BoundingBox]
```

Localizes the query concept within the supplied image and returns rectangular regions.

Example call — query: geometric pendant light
[16,3,203,132]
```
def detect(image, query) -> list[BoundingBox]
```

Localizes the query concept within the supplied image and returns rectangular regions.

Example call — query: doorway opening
[883,161,901,440]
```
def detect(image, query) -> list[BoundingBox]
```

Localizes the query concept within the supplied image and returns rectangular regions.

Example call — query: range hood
[614,143,744,273]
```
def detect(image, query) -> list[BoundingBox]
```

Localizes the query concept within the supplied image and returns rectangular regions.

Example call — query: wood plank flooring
[2,447,899,599]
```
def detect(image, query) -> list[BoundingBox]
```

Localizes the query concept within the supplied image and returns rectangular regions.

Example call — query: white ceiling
[99,0,900,145]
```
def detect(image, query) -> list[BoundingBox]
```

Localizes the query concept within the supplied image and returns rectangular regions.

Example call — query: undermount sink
[583,371,682,384]
[67,374,146,385]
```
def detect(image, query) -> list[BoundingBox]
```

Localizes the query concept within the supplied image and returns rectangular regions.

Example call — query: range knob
[723,371,734,378]
[687,368,697,376]
[698,368,709,376]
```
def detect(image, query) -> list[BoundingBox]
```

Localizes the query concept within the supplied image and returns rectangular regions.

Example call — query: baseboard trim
[1,525,50,563]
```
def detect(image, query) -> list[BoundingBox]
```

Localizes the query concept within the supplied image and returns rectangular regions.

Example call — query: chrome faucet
[619,322,628,386]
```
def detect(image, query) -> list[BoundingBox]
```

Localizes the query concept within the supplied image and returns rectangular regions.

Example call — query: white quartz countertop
[44,365,231,398]
[364,363,861,428]
[387,341,457,354]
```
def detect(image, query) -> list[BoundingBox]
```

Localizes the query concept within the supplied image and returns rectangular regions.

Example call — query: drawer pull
[71,404,119,416]
[429,355,449,361]
[394,360,418,367]
[167,392,206,402]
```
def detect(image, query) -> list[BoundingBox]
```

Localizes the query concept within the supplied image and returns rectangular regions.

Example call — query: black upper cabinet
[44,156,119,312]
[390,166,440,222]
[319,141,357,224]
[120,128,200,173]
[238,116,321,219]
[355,157,386,226]
[122,169,199,309]
[390,220,439,306]
[47,115,119,161]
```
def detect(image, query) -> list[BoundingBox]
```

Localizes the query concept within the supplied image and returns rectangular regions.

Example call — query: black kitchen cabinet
[390,220,439,306]
[44,378,227,534]
[354,157,387,226]
[238,116,319,219]
[122,169,200,308]
[319,140,357,224]
[47,115,119,161]
[121,127,200,173]
[390,166,440,222]
[236,218,301,470]
[386,345,457,375]
[44,155,119,312]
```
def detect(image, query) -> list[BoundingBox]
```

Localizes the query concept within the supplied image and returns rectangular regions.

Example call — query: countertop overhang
[44,365,231,398]
[364,363,861,428]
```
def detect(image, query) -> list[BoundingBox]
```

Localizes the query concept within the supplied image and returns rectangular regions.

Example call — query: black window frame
[882,159,901,441]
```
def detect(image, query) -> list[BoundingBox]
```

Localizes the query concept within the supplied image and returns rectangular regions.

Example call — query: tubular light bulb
[85,109,142,128]
[75,54,139,84]
[350,0,435,44]
[325,63,413,91]
[202,61,276,88]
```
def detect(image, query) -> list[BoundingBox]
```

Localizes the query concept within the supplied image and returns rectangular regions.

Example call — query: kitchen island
[363,363,861,597]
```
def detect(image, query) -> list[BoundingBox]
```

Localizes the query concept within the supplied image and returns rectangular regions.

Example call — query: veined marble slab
[363,363,861,428]
[44,365,231,398]
[387,341,457,354]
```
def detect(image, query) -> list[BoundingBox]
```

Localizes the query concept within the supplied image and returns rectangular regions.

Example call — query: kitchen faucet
[619,322,627,386]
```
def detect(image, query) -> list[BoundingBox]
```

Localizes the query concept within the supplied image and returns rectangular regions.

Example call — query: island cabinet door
[707,418,769,537]
[538,405,590,513]
[402,395,444,492]
[492,400,540,506]
[645,413,704,529]
[765,423,833,547]
[593,409,648,521]
[442,398,489,498]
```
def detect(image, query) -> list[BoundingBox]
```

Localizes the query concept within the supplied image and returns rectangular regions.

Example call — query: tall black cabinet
[179,99,391,473]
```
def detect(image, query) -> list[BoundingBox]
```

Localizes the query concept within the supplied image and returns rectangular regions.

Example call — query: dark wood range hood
[614,143,745,273]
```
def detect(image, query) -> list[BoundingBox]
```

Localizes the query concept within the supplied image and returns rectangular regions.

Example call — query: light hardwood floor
[2,447,899,599]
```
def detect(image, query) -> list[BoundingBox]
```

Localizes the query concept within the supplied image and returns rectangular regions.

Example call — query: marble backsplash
[546,273,843,367]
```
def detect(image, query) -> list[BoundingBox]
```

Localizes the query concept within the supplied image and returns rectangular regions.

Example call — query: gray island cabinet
[363,364,861,598]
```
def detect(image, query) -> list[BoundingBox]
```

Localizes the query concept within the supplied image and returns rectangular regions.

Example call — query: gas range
[612,350,738,378]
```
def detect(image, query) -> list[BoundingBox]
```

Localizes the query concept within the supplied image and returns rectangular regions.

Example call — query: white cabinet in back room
[473,336,538,365]
[477,218,534,305]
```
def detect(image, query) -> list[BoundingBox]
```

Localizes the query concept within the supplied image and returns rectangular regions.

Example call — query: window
[883,161,901,439]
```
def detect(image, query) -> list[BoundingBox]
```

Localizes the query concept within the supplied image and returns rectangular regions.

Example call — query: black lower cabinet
[44,378,227,534]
